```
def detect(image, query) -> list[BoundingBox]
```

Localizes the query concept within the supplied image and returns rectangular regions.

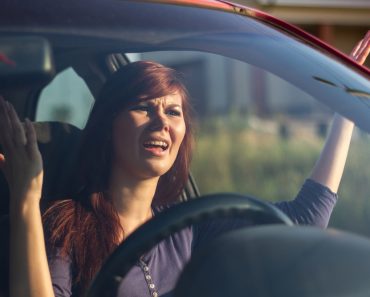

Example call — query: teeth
[144,140,169,149]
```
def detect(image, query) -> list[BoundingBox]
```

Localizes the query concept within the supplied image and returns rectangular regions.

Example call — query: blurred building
[237,0,370,116]
[242,0,370,64]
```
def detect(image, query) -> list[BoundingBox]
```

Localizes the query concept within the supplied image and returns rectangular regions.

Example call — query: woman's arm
[274,179,337,228]
[309,114,354,193]
[310,31,370,193]
[274,32,369,227]
[0,97,55,297]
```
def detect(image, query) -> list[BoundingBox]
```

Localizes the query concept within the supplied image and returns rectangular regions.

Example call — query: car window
[36,67,94,129]
[139,50,370,236]
[30,48,370,238]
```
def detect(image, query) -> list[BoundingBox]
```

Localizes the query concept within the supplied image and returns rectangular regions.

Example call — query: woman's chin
[112,157,173,180]
[140,162,173,179]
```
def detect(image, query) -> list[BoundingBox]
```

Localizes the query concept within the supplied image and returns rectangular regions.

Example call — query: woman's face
[111,92,186,180]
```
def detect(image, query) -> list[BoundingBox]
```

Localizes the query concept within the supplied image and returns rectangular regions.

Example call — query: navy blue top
[47,179,338,297]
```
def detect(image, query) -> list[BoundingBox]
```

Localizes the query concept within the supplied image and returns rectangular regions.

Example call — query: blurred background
[36,0,370,236]
[244,0,370,65]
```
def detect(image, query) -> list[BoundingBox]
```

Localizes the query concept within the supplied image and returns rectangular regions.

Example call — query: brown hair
[43,61,194,293]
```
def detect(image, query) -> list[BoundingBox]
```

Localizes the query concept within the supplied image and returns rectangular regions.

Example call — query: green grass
[191,116,370,237]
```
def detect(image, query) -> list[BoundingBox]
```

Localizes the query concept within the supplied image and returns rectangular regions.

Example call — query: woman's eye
[167,109,182,117]
[131,105,149,112]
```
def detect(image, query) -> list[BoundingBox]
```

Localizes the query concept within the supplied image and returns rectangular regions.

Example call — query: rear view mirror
[0,36,55,89]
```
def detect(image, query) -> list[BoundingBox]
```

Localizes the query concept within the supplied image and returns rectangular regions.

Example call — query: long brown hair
[43,61,194,293]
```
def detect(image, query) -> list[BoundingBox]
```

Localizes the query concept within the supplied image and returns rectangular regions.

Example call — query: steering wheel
[86,193,293,297]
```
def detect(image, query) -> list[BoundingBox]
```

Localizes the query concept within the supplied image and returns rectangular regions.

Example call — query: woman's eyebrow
[166,103,182,109]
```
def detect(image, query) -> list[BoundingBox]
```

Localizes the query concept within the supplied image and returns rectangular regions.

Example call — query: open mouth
[143,140,169,152]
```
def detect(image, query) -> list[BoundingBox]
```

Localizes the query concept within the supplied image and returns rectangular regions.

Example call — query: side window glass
[36,67,95,129]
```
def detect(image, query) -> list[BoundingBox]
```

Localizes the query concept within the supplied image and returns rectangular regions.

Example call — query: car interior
[1,2,370,295]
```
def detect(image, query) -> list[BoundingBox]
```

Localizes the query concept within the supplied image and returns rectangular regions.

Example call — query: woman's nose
[149,112,169,132]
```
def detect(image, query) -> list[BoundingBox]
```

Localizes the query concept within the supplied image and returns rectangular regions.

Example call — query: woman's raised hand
[309,31,369,193]
[0,96,43,206]
[350,30,370,64]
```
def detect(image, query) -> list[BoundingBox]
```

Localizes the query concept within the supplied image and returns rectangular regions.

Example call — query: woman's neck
[108,169,159,239]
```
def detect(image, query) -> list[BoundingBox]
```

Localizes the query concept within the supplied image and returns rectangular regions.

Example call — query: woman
[1,33,369,297]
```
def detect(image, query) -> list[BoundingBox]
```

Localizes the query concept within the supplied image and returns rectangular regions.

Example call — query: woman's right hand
[0,96,43,207]
[350,30,370,64]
